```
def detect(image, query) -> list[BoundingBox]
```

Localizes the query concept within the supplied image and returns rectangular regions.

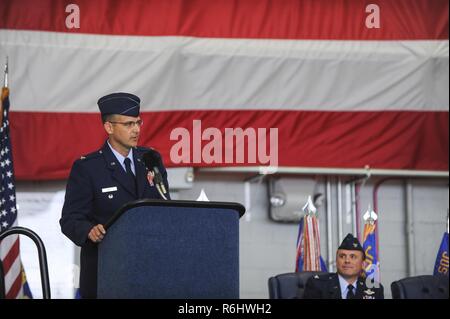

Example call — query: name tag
[102,186,118,193]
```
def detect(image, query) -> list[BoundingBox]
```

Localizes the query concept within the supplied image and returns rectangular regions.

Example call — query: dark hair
[101,114,115,124]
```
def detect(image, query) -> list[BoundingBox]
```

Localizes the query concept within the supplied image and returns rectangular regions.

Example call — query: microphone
[143,150,168,200]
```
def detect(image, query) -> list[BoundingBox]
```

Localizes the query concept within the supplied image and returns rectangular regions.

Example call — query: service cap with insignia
[97,92,140,117]
[338,233,365,259]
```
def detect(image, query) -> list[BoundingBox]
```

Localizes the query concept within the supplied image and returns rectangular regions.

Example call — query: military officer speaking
[60,92,170,299]
[303,233,384,299]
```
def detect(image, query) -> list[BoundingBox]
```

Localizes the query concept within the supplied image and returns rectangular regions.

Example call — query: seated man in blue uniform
[60,92,170,299]
[303,233,384,299]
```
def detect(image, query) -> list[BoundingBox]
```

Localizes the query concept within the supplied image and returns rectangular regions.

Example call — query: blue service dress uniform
[59,141,170,299]
[302,273,384,299]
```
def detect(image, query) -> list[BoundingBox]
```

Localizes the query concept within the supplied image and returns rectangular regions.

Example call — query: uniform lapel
[102,142,137,197]
[133,148,149,198]
[328,274,342,299]
[355,278,365,299]
[355,277,366,299]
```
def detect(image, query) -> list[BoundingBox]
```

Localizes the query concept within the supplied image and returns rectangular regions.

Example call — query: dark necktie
[124,158,137,193]
[346,284,355,299]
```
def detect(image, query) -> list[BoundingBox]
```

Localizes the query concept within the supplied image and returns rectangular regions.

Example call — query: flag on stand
[1,75,33,298]
[433,215,449,276]
[295,197,327,272]
[362,207,380,282]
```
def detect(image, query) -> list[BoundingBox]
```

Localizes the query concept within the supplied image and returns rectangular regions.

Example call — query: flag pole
[1,56,7,123]
[447,209,449,234]
[3,56,8,88]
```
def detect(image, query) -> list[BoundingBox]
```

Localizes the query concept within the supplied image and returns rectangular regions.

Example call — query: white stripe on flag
[0,219,18,260]
[0,30,448,112]
[3,252,21,294]
[313,218,321,269]
[306,216,317,270]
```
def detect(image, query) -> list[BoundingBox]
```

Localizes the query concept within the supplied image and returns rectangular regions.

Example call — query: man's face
[104,114,142,150]
[336,249,364,280]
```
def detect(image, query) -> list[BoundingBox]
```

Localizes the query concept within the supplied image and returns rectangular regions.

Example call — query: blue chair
[268,271,327,299]
[391,275,449,299]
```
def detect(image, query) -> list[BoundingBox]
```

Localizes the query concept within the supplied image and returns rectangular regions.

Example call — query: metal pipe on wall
[326,177,333,272]
[351,182,357,236]
[199,166,449,178]
[337,177,343,245]
[373,177,395,271]
[405,179,416,277]
[372,177,422,279]
[354,183,362,241]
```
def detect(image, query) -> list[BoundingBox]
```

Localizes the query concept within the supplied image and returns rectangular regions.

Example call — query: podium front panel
[98,205,239,298]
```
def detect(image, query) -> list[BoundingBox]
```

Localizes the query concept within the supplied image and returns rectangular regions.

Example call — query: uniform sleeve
[59,160,95,246]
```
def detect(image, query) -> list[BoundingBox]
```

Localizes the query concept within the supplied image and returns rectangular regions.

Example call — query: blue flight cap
[97,92,140,117]
[338,233,365,259]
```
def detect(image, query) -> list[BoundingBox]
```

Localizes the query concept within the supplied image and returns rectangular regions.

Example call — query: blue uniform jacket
[302,273,384,299]
[60,141,170,298]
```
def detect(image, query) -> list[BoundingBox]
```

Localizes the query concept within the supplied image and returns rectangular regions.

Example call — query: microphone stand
[156,183,168,200]
[153,166,168,200]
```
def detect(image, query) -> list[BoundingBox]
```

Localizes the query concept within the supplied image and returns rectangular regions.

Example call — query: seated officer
[60,92,170,299]
[303,233,384,299]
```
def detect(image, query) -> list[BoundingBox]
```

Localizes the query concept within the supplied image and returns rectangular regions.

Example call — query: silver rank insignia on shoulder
[314,275,319,279]
[80,156,86,160]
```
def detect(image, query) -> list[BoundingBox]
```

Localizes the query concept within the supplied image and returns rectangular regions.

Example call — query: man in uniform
[303,233,384,299]
[60,92,170,299]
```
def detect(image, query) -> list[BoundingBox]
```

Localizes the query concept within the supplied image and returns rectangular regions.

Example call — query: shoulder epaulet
[79,149,103,161]
[314,273,334,281]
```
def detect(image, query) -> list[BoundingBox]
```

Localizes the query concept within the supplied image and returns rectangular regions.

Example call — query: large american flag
[0,0,448,180]
[0,86,32,299]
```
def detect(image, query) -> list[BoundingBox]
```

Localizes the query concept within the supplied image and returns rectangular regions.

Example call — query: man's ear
[104,121,113,134]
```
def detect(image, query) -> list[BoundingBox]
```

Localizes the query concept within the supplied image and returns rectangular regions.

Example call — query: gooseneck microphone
[143,150,168,200]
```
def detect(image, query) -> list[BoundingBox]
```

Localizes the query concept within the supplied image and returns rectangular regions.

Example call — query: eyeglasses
[108,119,144,129]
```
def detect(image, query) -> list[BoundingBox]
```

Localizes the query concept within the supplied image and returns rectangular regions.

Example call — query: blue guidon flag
[362,222,380,282]
[433,229,449,276]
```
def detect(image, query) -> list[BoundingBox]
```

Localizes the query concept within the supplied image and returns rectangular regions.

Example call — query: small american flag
[0,86,32,298]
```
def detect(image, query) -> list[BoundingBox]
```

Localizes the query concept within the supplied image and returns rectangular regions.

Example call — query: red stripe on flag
[0,0,447,40]
[5,270,22,299]
[9,110,449,180]
[1,238,20,274]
